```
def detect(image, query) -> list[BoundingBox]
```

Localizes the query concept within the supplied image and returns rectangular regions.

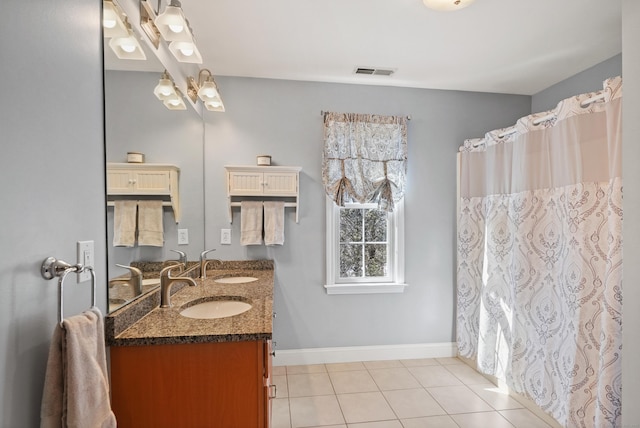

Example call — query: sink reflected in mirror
[213,276,258,284]
[180,298,252,319]
[142,278,160,287]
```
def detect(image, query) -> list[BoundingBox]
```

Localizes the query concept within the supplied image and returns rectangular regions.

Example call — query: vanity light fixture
[155,0,193,42]
[155,0,202,63]
[422,0,475,11]
[103,0,128,38]
[153,71,186,110]
[108,21,147,60]
[187,69,225,112]
[139,0,161,48]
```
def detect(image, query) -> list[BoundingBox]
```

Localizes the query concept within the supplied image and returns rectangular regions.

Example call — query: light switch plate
[221,229,231,245]
[77,240,94,283]
[178,229,189,245]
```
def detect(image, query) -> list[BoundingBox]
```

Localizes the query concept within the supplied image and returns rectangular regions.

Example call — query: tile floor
[271,357,554,428]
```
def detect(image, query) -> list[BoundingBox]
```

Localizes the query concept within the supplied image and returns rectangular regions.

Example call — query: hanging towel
[113,200,137,247]
[264,201,285,246]
[137,200,164,247]
[241,201,263,245]
[41,307,117,428]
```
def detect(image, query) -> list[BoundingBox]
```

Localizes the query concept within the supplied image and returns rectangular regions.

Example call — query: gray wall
[0,0,105,426]
[622,1,640,425]
[202,78,532,350]
[532,54,622,113]
[104,70,205,275]
[2,2,639,427]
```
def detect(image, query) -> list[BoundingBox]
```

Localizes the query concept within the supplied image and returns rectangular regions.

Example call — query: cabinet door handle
[269,384,277,399]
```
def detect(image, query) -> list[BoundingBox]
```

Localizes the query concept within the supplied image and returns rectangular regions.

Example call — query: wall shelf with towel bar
[225,165,302,223]
[106,163,181,222]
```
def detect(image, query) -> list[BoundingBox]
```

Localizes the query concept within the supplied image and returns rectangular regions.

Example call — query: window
[325,198,406,294]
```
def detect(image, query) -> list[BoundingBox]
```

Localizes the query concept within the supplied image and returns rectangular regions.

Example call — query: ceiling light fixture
[103,0,129,38]
[153,71,185,110]
[108,21,147,60]
[187,69,225,112]
[422,0,475,11]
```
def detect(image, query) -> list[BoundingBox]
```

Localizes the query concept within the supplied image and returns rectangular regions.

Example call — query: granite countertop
[106,261,274,347]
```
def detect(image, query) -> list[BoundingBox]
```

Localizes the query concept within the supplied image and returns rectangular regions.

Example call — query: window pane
[340,209,362,243]
[340,244,362,277]
[364,244,387,277]
[364,209,387,242]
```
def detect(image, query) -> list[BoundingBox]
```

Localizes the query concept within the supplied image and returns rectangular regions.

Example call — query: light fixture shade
[103,1,128,38]
[155,2,193,42]
[163,91,187,110]
[169,40,203,64]
[203,98,225,112]
[197,81,218,101]
[422,0,475,11]
[154,75,177,101]
[108,29,147,60]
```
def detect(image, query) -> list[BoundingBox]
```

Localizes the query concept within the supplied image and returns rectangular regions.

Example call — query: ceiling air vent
[354,67,396,76]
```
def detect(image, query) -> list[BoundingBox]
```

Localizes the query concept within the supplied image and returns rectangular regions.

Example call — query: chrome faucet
[110,264,143,295]
[200,249,221,279]
[161,249,188,273]
[170,249,187,265]
[160,264,197,308]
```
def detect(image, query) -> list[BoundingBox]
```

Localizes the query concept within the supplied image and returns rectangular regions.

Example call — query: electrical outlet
[178,229,189,245]
[221,229,231,245]
[77,240,94,283]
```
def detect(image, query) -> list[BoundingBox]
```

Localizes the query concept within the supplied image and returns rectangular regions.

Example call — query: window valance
[322,112,408,212]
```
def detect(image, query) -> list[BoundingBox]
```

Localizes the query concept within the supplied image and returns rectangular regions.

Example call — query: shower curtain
[456,77,622,427]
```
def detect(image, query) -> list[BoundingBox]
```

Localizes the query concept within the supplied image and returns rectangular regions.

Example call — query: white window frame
[324,197,406,294]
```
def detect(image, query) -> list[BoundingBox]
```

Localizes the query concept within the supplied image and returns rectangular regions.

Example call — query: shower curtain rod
[496,92,606,139]
[320,110,411,120]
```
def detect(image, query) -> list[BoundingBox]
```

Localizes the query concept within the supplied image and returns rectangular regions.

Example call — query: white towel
[137,200,164,247]
[241,201,263,245]
[264,201,285,246]
[113,200,137,247]
[41,307,117,428]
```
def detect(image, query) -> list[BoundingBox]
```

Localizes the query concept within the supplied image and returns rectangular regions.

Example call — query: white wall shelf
[224,165,302,223]
[106,163,181,222]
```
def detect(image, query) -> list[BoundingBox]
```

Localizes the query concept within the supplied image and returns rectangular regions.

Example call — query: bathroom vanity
[106,261,274,428]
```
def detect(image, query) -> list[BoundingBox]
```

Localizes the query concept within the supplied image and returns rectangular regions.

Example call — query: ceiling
[107,0,622,96]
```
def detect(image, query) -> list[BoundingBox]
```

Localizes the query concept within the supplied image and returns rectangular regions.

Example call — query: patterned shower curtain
[456,77,623,427]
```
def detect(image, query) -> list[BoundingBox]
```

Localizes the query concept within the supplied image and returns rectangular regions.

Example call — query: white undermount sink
[180,299,252,319]
[214,276,258,284]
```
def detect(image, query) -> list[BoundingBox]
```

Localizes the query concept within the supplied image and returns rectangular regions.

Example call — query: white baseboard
[272,342,457,366]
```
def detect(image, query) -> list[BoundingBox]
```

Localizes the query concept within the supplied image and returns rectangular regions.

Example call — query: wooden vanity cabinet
[110,339,273,428]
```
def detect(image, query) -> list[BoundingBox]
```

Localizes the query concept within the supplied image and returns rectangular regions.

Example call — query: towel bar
[41,257,96,326]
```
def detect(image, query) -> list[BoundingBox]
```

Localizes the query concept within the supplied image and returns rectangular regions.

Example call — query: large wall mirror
[104,31,205,312]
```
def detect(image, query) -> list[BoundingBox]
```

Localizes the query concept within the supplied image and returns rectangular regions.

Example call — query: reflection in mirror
[104,33,205,312]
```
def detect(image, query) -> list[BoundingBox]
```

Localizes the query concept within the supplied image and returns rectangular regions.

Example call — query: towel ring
[41,257,97,326]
